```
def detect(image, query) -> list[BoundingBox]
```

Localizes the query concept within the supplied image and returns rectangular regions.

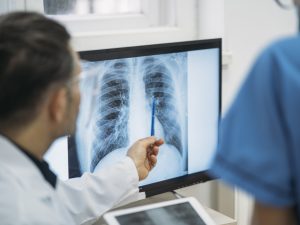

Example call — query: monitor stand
[170,190,185,199]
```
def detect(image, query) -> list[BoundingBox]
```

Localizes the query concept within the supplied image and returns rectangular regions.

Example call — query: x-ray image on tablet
[104,197,216,225]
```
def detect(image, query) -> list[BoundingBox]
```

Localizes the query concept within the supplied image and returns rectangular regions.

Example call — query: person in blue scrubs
[210,0,300,224]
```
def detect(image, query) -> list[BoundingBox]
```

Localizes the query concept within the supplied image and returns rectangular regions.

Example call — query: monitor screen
[65,39,221,196]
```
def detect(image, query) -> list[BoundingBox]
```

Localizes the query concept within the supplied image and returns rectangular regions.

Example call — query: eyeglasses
[275,0,295,9]
[67,67,101,97]
[66,67,102,127]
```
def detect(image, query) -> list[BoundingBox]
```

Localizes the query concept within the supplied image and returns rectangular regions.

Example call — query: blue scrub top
[210,36,300,219]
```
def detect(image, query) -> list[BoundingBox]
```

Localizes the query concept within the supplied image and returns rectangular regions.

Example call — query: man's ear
[48,87,68,123]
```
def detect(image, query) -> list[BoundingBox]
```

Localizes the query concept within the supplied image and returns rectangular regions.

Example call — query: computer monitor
[50,39,221,196]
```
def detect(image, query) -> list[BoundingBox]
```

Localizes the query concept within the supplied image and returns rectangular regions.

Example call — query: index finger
[138,137,164,148]
[153,138,164,147]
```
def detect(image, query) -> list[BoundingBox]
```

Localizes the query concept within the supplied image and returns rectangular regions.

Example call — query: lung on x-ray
[71,53,188,185]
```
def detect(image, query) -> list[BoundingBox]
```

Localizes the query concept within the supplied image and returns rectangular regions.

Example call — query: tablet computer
[104,197,216,225]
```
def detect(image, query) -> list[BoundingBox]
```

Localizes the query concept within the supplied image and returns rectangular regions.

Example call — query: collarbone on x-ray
[76,53,188,185]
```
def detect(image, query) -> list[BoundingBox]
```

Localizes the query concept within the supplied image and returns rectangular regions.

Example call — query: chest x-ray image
[71,53,188,185]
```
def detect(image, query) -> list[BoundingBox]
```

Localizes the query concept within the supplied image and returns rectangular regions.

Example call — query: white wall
[220,1,297,224]
[223,0,297,112]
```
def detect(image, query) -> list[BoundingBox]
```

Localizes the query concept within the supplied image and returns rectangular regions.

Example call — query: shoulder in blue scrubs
[210,36,300,219]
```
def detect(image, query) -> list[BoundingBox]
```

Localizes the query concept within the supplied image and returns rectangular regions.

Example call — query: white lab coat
[0,136,144,225]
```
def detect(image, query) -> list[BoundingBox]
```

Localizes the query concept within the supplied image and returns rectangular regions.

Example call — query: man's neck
[0,126,52,161]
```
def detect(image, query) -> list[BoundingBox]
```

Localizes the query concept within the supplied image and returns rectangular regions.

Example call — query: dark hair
[0,12,73,127]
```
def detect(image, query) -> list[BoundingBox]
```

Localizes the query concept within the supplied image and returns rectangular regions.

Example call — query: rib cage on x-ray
[90,59,130,172]
[141,57,183,155]
[76,53,187,174]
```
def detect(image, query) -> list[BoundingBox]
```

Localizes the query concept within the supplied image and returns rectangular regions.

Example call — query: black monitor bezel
[75,38,222,197]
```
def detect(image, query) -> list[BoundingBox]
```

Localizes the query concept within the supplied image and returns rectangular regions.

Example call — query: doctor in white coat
[0,12,163,225]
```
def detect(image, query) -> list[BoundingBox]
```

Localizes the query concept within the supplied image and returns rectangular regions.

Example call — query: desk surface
[95,192,236,225]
